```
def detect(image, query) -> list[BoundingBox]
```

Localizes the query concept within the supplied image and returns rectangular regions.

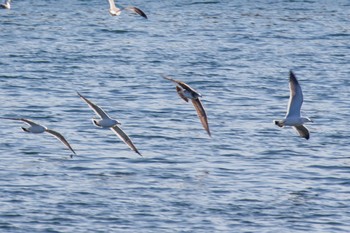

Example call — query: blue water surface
[1,0,350,232]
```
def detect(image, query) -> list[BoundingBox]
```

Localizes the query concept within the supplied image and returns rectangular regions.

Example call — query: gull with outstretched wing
[163,75,211,137]
[273,71,313,139]
[77,92,141,156]
[107,0,147,19]
[1,117,76,157]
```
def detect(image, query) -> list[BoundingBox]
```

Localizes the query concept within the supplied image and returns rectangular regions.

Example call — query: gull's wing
[107,0,116,8]
[162,75,199,95]
[108,0,121,15]
[0,117,41,127]
[191,99,211,137]
[286,71,303,118]
[45,129,77,156]
[111,125,142,156]
[77,92,110,120]
[124,6,148,19]
[293,125,309,140]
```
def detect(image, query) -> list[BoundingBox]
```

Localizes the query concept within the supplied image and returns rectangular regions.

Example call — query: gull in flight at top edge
[1,117,76,157]
[274,70,313,140]
[0,0,11,9]
[163,75,211,137]
[107,0,147,19]
[77,92,142,156]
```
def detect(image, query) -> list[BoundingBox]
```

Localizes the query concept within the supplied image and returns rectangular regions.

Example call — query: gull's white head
[92,119,102,127]
[274,119,285,127]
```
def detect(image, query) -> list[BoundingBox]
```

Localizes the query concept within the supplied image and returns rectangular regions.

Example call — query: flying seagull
[1,117,76,157]
[77,92,142,156]
[273,71,313,139]
[0,0,11,9]
[163,75,211,137]
[107,0,147,19]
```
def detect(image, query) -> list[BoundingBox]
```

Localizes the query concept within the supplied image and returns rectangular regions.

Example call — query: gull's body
[163,76,211,137]
[77,92,141,156]
[107,0,147,19]
[0,0,11,9]
[77,92,119,128]
[1,117,76,156]
[274,71,313,140]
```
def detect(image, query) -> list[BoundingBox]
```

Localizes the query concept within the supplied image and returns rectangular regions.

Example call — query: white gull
[77,92,142,156]
[274,71,313,140]
[1,117,76,157]
[107,0,147,19]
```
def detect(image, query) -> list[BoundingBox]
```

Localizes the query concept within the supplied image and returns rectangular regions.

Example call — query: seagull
[1,117,76,157]
[0,0,11,9]
[273,71,313,140]
[163,75,211,137]
[107,0,147,19]
[77,92,142,156]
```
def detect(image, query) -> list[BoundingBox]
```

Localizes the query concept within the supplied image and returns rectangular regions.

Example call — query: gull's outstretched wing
[107,0,116,9]
[293,125,309,140]
[45,129,77,156]
[108,0,122,15]
[111,125,141,156]
[286,71,303,118]
[0,117,40,127]
[77,92,110,120]
[162,75,200,96]
[125,6,147,19]
[191,99,211,137]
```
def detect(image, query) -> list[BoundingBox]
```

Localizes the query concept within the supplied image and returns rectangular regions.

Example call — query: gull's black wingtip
[69,148,77,158]
[134,7,148,19]
[289,70,299,83]
[289,70,295,78]
[136,150,143,157]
